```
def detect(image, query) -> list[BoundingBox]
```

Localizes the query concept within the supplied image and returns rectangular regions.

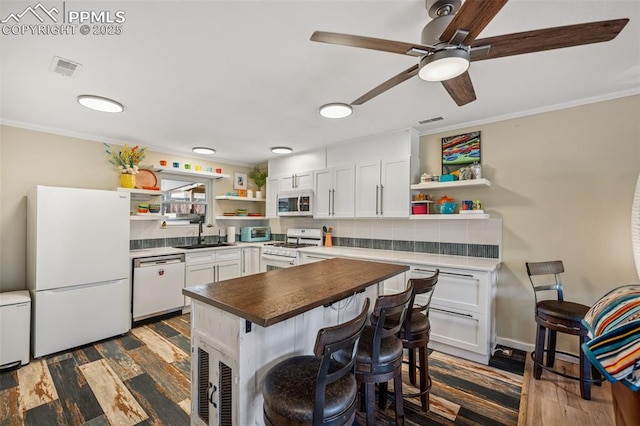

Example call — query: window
[161,177,212,225]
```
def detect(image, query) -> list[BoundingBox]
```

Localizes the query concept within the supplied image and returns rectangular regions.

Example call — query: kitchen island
[183,257,408,426]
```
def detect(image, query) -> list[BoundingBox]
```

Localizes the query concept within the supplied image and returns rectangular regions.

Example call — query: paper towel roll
[226,226,236,243]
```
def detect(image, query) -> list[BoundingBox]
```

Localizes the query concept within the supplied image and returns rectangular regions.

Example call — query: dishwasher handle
[134,254,185,268]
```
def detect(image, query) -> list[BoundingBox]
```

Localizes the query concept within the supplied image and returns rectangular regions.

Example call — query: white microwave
[277,192,313,216]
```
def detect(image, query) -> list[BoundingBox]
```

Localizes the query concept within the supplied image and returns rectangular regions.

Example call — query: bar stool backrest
[526,260,566,304]
[312,297,370,423]
[369,282,414,370]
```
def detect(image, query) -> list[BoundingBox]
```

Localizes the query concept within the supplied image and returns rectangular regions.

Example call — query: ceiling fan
[310,0,629,107]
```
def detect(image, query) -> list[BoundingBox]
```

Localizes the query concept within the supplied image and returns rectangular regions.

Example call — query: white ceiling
[1,0,639,165]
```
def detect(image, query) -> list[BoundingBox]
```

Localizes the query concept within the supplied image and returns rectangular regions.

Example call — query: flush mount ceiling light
[271,147,293,154]
[319,103,353,119]
[192,147,216,155]
[77,95,124,113]
[418,48,470,82]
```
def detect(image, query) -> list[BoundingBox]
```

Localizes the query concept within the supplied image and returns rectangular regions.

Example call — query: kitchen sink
[174,243,237,249]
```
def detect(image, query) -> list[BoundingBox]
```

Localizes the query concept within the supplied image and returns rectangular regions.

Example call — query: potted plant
[104,143,147,188]
[248,166,268,198]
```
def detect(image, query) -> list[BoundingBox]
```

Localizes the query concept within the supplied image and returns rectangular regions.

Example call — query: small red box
[412,204,427,214]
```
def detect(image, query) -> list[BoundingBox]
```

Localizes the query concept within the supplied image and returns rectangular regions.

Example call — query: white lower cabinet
[185,249,242,308]
[299,251,497,364]
[410,265,496,364]
[192,334,239,426]
[241,247,260,276]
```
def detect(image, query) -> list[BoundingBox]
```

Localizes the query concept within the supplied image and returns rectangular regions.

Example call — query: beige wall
[0,125,252,292]
[420,94,640,349]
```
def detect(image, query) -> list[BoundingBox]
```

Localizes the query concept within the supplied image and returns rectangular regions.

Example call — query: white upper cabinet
[268,148,325,195]
[355,157,411,218]
[314,165,355,218]
[279,170,313,191]
[265,176,279,218]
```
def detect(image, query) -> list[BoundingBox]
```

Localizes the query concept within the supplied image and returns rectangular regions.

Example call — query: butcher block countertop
[183,258,408,327]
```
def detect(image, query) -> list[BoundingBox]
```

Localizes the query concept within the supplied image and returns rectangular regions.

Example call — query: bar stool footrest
[531,350,604,384]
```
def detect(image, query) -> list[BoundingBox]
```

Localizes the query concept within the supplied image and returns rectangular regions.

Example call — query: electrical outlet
[502,348,512,357]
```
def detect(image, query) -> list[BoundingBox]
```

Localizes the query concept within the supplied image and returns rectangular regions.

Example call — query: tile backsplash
[130,217,502,259]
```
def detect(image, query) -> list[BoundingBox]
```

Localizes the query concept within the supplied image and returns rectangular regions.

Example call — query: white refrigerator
[27,186,131,358]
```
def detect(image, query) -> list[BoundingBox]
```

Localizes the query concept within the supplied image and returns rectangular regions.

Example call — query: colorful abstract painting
[442,131,481,174]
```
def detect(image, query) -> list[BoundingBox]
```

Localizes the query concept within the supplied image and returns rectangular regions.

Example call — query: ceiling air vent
[50,56,82,77]
[418,116,444,124]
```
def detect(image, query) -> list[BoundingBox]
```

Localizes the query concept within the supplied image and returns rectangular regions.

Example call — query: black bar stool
[374,270,439,411]
[349,282,414,426]
[262,298,370,425]
[526,260,601,400]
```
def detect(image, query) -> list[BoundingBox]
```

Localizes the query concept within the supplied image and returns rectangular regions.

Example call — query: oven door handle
[261,253,297,264]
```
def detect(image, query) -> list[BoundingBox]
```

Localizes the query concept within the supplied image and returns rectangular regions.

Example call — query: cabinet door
[186,264,215,308]
[333,165,355,218]
[265,176,279,218]
[294,170,314,190]
[313,168,332,218]
[381,157,410,218]
[279,174,295,190]
[193,337,239,426]
[216,260,242,282]
[241,248,259,276]
[355,160,381,218]
[187,264,215,286]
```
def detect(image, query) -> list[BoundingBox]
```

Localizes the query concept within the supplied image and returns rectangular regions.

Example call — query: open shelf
[215,216,268,220]
[130,214,167,221]
[215,195,266,202]
[150,166,230,180]
[410,178,491,190]
[410,213,489,220]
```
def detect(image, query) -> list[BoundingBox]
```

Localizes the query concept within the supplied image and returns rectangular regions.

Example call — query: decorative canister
[420,173,431,183]
[120,174,136,188]
[471,162,482,179]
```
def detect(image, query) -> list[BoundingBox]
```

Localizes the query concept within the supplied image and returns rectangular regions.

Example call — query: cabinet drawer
[412,267,487,313]
[429,306,488,355]
[186,251,216,266]
[216,248,241,262]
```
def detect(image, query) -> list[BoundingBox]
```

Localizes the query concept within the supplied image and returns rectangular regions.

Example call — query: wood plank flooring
[4,311,609,426]
[518,352,614,426]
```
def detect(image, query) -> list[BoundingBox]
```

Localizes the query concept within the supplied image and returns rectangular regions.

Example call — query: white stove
[260,228,323,271]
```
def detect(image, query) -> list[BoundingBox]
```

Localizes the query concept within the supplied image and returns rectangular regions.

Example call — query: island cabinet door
[192,335,239,426]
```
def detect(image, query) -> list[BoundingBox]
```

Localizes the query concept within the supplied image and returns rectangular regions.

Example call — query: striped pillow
[581,285,640,391]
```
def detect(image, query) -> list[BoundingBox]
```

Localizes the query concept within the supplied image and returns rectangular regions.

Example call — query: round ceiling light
[77,95,124,113]
[319,103,353,119]
[192,147,216,155]
[271,146,293,154]
[418,48,470,82]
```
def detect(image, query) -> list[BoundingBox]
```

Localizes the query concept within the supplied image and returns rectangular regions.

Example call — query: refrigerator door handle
[44,279,126,293]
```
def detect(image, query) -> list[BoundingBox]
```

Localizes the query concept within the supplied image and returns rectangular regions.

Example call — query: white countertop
[298,246,501,272]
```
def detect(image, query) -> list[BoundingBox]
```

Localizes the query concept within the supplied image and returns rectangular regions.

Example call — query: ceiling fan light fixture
[319,103,353,119]
[271,146,293,154]
[77,95,124,113]
[192,147,216,155]
[418,48,470,82]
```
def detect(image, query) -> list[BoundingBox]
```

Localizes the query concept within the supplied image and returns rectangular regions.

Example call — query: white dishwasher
[133,254,185,321]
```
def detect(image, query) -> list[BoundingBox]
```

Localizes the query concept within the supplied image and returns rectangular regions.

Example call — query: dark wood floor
[0,313,523,425]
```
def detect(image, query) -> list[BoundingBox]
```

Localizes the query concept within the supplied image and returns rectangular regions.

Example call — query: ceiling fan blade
[311,31,434,57]
[471,18,629,61]
[351,65,419,105]
[441,71,476,106]
[440,0,509,45]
